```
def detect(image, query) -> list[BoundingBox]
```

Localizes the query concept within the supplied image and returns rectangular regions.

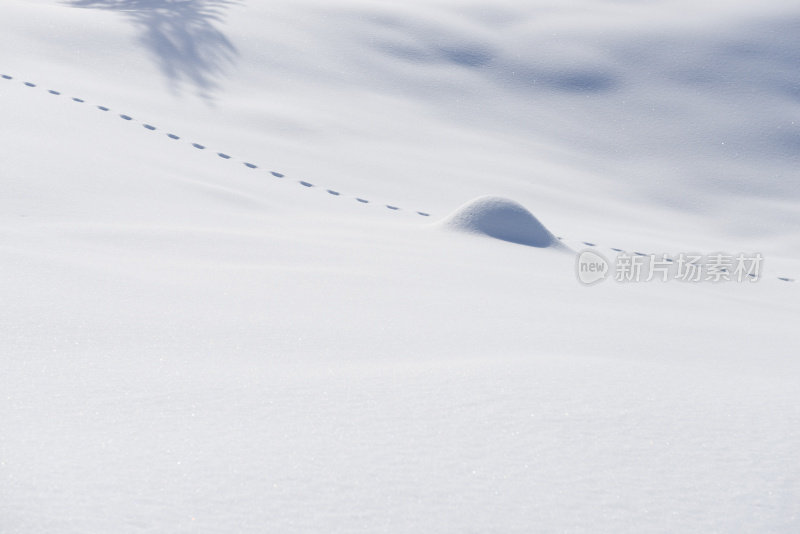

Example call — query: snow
[440,196,564,248]
[1,0,799,532]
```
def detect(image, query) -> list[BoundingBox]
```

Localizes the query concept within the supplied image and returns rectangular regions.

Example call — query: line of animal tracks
[1,71,796,283]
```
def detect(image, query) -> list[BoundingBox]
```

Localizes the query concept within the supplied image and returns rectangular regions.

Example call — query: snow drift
[440,195,563,249]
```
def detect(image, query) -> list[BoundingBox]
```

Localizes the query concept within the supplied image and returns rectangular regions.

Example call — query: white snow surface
[440,196,564,248]
[1,1,799,532]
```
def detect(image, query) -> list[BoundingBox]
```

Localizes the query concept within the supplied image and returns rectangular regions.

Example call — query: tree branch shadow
[65,0,240,100]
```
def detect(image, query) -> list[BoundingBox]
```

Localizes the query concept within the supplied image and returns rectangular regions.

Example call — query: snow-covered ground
[1,1,799,532]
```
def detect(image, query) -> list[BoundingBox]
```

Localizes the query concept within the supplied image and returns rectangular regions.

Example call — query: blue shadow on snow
[65,0,240,99]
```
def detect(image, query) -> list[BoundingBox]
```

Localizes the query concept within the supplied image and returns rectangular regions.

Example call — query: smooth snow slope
[1,1,799,533]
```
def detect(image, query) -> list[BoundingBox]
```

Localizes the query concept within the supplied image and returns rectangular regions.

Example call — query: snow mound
[439,196,562,248]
